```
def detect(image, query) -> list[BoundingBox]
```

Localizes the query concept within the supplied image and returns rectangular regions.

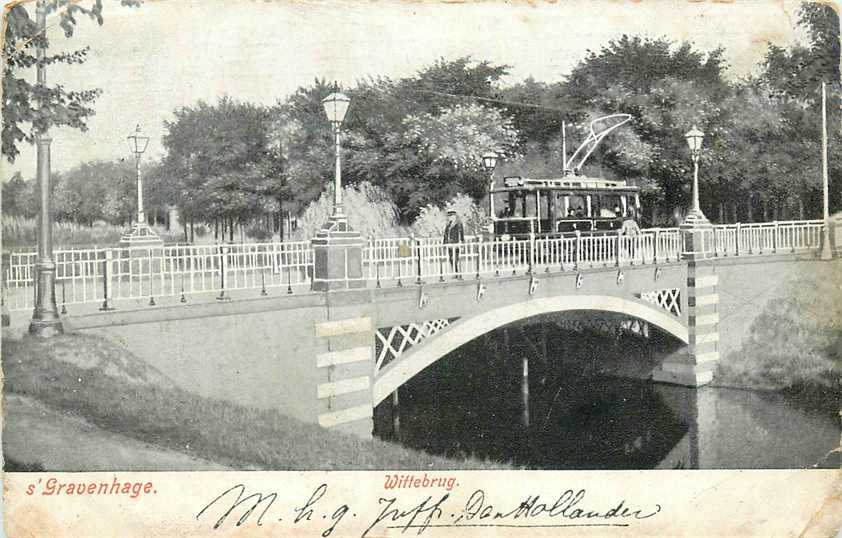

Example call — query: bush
[411,193,486,238]
[715,265,842,391]
[244,221,274,241]
[3,217,185,249]
[293,182,406,240]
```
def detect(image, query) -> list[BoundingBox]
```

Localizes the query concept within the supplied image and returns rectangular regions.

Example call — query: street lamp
[482,151,499,217]
[312,90,364,291]
[683,125,709,225]
[820,81,834,260]
[322,92,351,217]
[29,0,62,337]
[120,125,161,246]
[128,124,150,223]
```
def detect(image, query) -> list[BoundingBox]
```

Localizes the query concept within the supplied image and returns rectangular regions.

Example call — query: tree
[3,0,141,163]
[50,159,135,225]
[270,59,516,225]
[2,172,36,218]
[162,97,278,239]
[560,35,732,221]
[402,103,519,199]
[757,2,841,218]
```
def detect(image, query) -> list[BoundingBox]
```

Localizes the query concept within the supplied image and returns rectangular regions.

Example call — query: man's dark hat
[446,209,456,215]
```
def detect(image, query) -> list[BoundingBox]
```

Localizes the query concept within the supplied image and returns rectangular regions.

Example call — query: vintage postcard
[1,0,841,536]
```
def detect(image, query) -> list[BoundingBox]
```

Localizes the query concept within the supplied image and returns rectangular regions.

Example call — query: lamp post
[120,125,162,246]
[820,81,834,260]
[322,92,351,219]
[482,151,498,217]
[29,0,62,337]
[683,126,709,226]
[311,90,364,291]
[129,125,150,225]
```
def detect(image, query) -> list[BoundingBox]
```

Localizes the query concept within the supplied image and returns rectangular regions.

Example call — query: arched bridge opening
[371,303,690,468]
[372,294,688,407]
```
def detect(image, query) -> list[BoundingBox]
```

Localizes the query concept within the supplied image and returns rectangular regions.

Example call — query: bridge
[4,219,838,437]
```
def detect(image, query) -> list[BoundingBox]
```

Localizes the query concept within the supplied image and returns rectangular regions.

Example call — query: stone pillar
[311,215,365,291]
[313,315,375,438]
[653,223,719,386]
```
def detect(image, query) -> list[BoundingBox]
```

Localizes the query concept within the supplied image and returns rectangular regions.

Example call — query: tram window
[510,192,522,217]
[504,191,536,218]
[566,195,587,218]
[599,194,623,218]
[524,192,537,217]
[538,191,550,219]
[494,192,512,217]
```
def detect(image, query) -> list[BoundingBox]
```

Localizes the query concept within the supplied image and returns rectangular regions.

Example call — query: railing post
[100,249,114,311]
[574,230,582,271]
[217,245,230,301]
[396,244,403,287]
[772,221,779,253]
[438,246,445,283]
[147,248,156,306]
[652,230,659,263]
[615,233,622,267]
[414,237,423,285]
[528,232,535,274]
[475,237,482,279]
[735,223,741,256]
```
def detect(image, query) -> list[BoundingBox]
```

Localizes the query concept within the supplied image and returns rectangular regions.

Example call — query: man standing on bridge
[443,210,465,278]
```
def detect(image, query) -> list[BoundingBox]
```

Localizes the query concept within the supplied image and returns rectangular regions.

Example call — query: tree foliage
[2,0,141,162]
[161,97,280,230]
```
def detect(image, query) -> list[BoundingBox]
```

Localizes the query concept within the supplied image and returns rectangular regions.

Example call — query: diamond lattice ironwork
[639,288,681,316]
[375,318,456,374]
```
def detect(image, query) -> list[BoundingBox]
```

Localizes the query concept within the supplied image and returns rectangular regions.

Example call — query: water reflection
[374,319,840,470]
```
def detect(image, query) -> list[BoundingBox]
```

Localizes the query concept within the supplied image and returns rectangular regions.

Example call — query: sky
[4,0,809,180]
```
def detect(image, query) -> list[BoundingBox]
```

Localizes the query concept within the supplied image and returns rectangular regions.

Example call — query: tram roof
[495,176,640,192]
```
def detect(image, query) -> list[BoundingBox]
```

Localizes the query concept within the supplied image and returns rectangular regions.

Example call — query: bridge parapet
[2,220,827,319]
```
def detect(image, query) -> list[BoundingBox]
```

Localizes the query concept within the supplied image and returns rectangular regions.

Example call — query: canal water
[373,316,840,470]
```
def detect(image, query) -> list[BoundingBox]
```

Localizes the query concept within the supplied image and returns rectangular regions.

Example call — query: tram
[490,175,641,239]
[488,113,641,239]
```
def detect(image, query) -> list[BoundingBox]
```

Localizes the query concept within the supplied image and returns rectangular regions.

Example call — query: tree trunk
[229,218,234,242]
[214,219,219,240]
[747,198,753,222]
[798,197,805,220]
[182,221,189,243]
[730,202,737,224]
[190,219,195,243]
[762,199,769,221]
[718,202,725,224]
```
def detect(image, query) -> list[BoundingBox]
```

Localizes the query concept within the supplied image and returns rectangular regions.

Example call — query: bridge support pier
[314,315,376,438]
[653,225,719,387]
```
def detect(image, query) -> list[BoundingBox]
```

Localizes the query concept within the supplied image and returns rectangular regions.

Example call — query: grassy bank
[3,333,508,470]
[2,217,185,250]
[714,263,842,415]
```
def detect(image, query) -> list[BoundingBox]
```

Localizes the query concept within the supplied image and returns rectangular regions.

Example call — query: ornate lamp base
[680,208,711,228]
[311,213,365,291]
[119,222,164,248]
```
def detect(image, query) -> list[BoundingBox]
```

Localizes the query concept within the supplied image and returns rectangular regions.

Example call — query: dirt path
[3,394,228,471]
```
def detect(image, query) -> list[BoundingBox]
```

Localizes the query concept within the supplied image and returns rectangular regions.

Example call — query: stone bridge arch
[371,294,689,406]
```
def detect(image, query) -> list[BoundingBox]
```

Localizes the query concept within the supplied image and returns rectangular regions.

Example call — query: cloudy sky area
[6,0,807,179]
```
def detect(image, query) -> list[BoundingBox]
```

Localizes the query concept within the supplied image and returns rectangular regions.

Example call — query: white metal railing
[2,220,826,311]
[363,229,682,284]
[708,220,825,257]
[3,241,313,312]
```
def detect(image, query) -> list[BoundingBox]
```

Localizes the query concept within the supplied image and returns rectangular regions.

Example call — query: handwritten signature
[196,483,661,537]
